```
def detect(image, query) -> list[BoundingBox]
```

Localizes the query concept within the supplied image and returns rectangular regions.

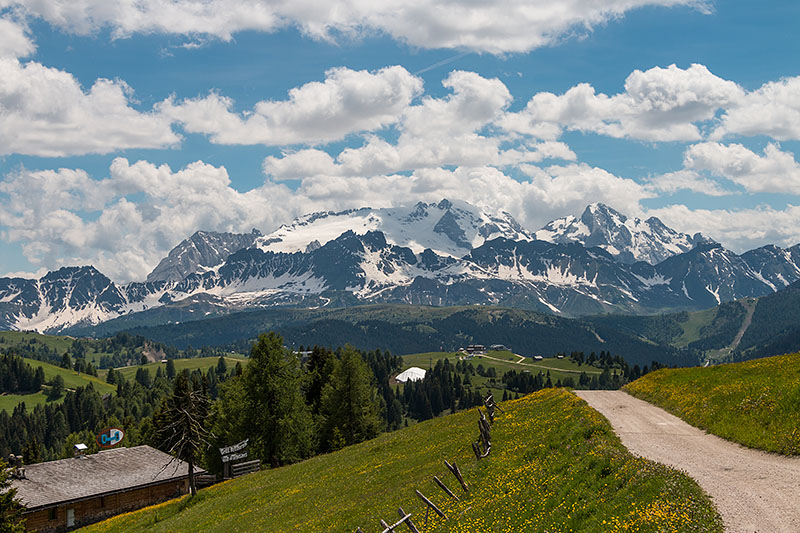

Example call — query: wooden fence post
[415,489,447,520]
[398,508,420,533]
[433,475,459,501]
[444,460,469,492]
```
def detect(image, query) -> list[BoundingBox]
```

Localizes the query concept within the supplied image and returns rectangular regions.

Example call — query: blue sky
[0,0,799,281]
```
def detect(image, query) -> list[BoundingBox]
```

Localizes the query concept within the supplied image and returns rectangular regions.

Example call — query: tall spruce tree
[0,460,24,532]
[244,333,314,467]
[320,347,382,450]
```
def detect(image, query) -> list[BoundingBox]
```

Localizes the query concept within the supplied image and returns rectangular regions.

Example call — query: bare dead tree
[153,371,212,496]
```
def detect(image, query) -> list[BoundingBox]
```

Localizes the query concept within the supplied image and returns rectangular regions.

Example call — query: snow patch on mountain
[256,199,532,258]
[536,203,712,265]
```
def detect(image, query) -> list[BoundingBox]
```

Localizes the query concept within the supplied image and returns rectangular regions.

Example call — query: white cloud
[0,156,650,281]
[262,71,575,179]
[684,142,800,194]
[647,204,800,252]
[500,64,744,142]
[712,76,800,141]
[0,57,180,156]
[162,66,423,145]
[0,159,297,281]
[3,0,708,54]
[644,169,732,197]
[0,16,34,57]
[0,267,48,279]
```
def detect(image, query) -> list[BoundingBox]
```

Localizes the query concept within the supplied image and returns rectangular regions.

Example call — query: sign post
[219,438,249,479]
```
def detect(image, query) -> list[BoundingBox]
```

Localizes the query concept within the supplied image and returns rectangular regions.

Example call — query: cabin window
[99,496,106,508]
[48,508,56,520]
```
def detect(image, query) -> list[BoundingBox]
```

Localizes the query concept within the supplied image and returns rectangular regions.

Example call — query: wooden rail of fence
[231,459,260,477]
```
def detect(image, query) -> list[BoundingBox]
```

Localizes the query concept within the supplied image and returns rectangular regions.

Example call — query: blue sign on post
[96,427,125,448]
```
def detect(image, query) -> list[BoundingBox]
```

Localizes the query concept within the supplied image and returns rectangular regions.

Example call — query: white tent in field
[395,367,426,383]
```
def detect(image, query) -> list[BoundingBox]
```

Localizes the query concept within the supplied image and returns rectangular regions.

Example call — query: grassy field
[402,350,602,385]
[0,357,117,413]
[625,352,800,455]
[81,389,721,532]
[0,391,49,412]
[0,330,119,366]
[113,355,248,382]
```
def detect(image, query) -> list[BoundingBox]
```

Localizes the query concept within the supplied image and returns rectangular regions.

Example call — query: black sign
[219,438,249,463]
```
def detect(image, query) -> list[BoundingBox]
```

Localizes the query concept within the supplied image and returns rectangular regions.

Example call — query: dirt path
[576,390,800,533]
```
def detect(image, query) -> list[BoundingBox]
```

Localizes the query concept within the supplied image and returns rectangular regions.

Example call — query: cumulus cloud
[684,142,800,194]
[712,76,800,141]
[500,64,744,142]
[0,155,650,281]
[644,169,732,197]
[0,160,296,281]
[261,70,538,177]
[647,204,800,252]
[0,57,180,156]
[0,16,34,57]
[3,0,708,54]
[162,66,423,146]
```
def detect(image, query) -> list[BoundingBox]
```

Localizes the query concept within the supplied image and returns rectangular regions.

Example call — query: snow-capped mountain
[0,267,131,332]
[4,200,800,333]
[535,203,712,264]
[146,229,262,283]
[255,199,532,258]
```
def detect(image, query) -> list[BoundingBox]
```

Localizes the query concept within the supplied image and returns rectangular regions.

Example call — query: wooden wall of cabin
[23,479,189,532]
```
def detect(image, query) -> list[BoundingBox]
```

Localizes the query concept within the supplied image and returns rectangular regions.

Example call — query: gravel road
[575,390,800,533]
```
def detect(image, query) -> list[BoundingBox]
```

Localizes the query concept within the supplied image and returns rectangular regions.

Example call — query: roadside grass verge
[81,389,721,532]
[625,352,800,455]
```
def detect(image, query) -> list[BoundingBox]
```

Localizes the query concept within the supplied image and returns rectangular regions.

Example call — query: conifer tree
[0,460,24,532]
[320,347,382,450]
[166,359,176,380]
[244,333,315,467]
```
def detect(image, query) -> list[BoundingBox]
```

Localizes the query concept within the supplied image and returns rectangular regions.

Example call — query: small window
[99,496,106,508]
[48,508,56,521]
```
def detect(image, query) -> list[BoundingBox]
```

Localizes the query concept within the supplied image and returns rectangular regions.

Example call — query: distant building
[533,355,544,361]
[10,445,199,532]
[395,367,427,383]
[489,344,509,351]
[465,345,486,355]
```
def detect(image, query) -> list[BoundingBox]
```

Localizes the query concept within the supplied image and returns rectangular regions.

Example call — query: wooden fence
[355,392,501,532]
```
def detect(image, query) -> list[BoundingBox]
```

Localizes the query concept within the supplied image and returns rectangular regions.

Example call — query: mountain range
[2,200,800,333]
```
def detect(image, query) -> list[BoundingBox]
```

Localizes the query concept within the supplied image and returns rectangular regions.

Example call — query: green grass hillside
[113,355,248,382]
[0,357,116,413]
[81,389,721,532]
[625,352,800,455]
[401,351,602,389]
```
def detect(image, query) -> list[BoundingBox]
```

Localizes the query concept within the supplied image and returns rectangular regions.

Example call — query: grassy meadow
[625,352,800,455]
[81,389,721,532]
[0,357,117,413]
[402,350,602,384]
[113,355,248,382]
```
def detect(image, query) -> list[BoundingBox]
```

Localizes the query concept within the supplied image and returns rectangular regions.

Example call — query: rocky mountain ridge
[2,200,799,332]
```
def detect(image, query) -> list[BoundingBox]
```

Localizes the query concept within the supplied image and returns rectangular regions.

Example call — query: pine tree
[215,356,227,376]
[47,375,65,401]
[0,460,24,532]
[166,359,176,380]
[244,333,315,467]
[320,347,382,450]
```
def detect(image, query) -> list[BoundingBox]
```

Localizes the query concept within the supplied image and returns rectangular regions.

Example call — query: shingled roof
[11,445,195,510]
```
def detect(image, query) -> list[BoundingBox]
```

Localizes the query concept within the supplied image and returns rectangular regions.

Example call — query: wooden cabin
[11,445,199,532]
